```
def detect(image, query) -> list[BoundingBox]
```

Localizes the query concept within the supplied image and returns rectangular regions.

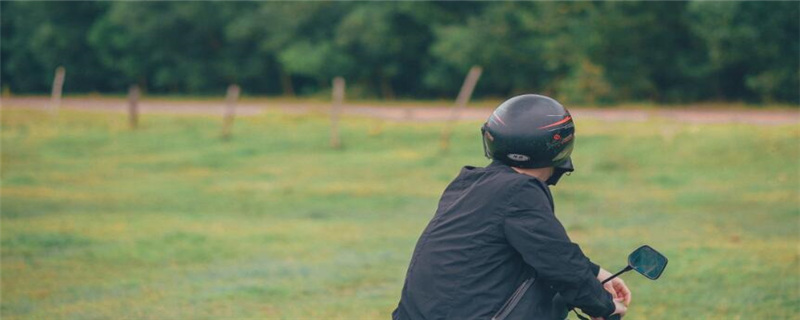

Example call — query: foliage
[1,107,798,319]
[1,2,797,104]
[687,1,800,103]
[1,2,112,92]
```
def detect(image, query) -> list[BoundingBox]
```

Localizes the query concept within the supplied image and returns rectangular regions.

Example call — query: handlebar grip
[607,314,621,320]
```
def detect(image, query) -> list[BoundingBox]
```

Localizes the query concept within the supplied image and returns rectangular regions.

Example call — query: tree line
[2,1,797,104]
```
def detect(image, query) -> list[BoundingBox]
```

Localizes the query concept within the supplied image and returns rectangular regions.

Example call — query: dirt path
[2,96,798,125]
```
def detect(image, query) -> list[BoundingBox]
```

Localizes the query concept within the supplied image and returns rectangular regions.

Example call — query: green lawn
[1,108,798,319]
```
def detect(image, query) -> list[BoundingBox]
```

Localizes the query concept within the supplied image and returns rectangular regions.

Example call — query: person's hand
[590,298,627,320]
[597,268,632,306]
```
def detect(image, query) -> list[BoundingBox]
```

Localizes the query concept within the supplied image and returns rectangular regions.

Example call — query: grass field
[1,107,798,319]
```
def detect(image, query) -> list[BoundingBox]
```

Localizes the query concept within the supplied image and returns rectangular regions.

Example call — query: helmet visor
[547,157,574,186]
[555,157,574,172]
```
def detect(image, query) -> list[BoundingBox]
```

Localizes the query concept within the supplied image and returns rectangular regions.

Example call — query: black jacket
[393,161,615,320]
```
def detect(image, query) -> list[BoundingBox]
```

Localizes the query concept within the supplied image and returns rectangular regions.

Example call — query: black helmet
[481,94,575,185]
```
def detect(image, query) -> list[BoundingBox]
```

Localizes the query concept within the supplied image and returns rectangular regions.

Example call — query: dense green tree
[588,2,712,103]
[89,2,259,94]
[688,1,799,103]
[1,1,797,104]
[514,2,611,104]
[229,2,352,95]
[427,2,609,103]
[1,1,110,93]
[335,2,437,99]
[429,2,545,97]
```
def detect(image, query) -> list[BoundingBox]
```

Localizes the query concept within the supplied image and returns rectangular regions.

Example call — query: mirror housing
[627,245,668,280]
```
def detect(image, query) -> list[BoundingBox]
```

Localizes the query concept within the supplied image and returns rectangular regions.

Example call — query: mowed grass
[1,107,798,319]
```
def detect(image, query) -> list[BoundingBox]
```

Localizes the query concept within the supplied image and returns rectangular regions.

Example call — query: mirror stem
[602,266,633,284]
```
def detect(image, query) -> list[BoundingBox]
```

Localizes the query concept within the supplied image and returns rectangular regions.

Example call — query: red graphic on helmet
[491,113,507,126]
[538,115,572,129]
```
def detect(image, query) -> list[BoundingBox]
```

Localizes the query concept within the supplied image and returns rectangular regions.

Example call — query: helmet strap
[546,167,569,186]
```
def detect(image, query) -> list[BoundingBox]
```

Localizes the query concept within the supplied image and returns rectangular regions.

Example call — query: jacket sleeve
[503,179,615,318]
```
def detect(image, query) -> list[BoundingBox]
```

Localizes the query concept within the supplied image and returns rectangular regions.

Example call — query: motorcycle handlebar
[552,293,623,320]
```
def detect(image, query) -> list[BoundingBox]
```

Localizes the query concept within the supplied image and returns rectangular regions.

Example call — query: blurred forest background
[2,2,799,319]
[2,1,798,105]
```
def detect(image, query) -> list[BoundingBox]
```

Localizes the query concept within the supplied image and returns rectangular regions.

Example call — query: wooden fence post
[221,84,241,140]
[128,85,140,129]
[50,66,66,114]
[330,77,345,149]
[440,65,483,152]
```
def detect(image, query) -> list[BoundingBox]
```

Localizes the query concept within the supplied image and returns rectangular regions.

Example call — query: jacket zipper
[491,277,535,320]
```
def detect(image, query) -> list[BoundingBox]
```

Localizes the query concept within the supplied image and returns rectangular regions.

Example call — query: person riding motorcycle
[393,94,630,320]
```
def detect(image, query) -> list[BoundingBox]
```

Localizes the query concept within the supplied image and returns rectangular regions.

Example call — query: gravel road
[2,96,797,125]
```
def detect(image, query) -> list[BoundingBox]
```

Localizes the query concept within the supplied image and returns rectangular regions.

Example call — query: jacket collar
[486,160,514,172]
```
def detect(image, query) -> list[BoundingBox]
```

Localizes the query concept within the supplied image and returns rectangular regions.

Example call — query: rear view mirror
[628,245,668,280]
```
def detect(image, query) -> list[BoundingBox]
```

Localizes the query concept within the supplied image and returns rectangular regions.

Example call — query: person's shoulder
[517,175,549,192]
[512,175,549,197]
[507,175,553,213]
[467,162,545,190]
[456,162,548,194]
[454,162,507,180]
